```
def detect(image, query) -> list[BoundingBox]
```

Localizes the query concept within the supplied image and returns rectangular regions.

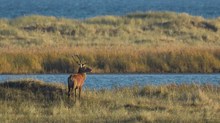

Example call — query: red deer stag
[68,55,92,100]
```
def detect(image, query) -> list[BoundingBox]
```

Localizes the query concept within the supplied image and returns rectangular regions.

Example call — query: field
[1,12,220,122]
[0,80,219,122]
[0,12,220,73]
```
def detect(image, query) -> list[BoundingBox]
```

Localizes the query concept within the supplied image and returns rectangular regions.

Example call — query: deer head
[72,55,92,73]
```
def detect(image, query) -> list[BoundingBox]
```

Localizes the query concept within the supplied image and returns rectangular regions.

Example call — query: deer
[67,55,92,100]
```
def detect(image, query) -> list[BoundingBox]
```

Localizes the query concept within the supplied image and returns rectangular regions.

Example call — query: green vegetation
[0,12,220,73]
[0,80,219,122]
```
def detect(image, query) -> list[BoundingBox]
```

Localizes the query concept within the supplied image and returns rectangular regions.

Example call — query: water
[0,74,219,89]
[0,0,220,19]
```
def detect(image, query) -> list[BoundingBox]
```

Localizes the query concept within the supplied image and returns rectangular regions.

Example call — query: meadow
[0,79,219,122]
[0,12,220,73]
[1,11,220,123]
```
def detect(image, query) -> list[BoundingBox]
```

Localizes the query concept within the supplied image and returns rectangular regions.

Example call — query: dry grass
[0,12,220,73]
[0,80,219,122]
[0,46,220,73]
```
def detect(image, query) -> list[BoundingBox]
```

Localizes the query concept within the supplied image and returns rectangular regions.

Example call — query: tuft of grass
[0,80,220,122]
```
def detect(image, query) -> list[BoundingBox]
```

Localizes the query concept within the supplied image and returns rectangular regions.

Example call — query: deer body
[67,55,92,100]
[68,73,86,89]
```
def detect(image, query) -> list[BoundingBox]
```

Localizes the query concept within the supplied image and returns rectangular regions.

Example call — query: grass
[0,47,220,73]
[1,11,219,47]
[0,11,220,73]
[1,11,220,122]
[0,80,219,122]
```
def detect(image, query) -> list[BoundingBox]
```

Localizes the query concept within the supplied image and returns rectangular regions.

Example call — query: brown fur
[68,65,92,100]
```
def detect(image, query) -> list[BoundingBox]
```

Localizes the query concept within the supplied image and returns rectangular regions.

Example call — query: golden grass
[0,80,219,122]
[1,12,219,47]
[0,46,220,73]
[0,12,220,73]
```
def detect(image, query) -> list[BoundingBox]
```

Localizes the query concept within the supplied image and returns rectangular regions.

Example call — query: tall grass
[0,80,219,122]
[0,46,220,73]
[0,12,220,73]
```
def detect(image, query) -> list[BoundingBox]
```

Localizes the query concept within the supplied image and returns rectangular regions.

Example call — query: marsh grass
[0,46,220,73]
[0,12,220,73]
[0,80,219,122]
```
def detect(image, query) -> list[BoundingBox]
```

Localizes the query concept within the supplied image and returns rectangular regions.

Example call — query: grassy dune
[0,80,219,122]
[0,12,220,73]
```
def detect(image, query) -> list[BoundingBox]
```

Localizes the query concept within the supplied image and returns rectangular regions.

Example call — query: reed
[0,46,220,73]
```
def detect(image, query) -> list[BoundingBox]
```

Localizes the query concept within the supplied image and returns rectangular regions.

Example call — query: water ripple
[0,74,219,89]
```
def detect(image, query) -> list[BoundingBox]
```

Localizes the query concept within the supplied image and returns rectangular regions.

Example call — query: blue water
[0,74,219,89]
[0,0,220,19]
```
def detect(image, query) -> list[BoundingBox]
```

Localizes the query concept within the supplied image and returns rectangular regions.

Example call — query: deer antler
[72,54,82,65]
[75,55,82,64]
[72,54,87,65]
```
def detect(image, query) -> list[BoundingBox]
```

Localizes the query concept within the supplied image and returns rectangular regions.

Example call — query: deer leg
[68,76,73,98]
[74,88,77,101]
[68,86,71,97]
[68,84,73,97]
[79,87,82,100]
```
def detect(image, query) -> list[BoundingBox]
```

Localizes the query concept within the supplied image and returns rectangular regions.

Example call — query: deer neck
[78,72,87,80]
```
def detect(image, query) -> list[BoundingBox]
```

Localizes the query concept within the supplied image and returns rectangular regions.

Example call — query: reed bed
[0,46,220,73]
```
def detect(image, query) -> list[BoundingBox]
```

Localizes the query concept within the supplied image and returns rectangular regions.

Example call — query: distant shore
[0,12,220,74]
